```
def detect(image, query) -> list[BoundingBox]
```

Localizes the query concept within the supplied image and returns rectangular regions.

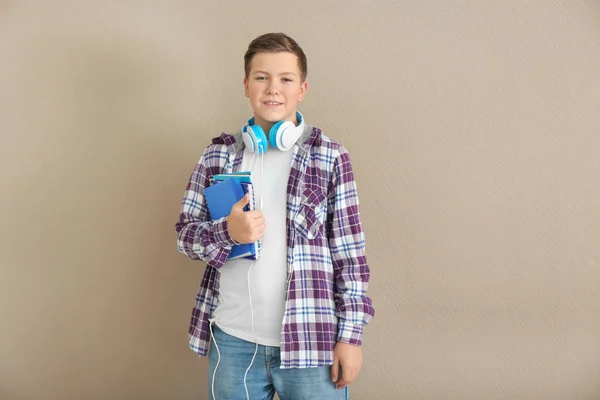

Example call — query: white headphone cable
[209,321,221,400]
[243,151,263,398]
[243,260,259,400]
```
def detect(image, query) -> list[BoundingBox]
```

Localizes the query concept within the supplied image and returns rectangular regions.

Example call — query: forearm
[333,254,374,346]
[176,215,237,269]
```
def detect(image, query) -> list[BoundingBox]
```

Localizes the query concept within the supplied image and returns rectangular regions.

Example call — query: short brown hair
[244,33,308,82]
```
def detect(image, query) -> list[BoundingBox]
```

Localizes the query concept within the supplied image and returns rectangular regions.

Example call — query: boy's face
[244,52,307,130]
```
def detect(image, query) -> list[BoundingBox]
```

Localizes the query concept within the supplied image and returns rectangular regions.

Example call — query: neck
[260,121,275,135]
[255,114,299,137]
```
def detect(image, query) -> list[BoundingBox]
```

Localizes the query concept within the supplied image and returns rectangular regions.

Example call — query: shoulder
[206,132,240,151]
[196,132,239,168]
[319,132,347,154]
[203,131,243,155]
[309,126,352,165]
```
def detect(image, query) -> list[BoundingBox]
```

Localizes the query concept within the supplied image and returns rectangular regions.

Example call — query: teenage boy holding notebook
[175,32,374,400]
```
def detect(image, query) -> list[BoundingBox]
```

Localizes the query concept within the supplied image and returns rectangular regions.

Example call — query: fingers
[252,215,266,227]
[228,203,265,243]
[253,229,265,242]
[245,218,265,242]
[331,358,340,384]
[335,366,358,390]
[231,194,250,212]
[245,210,264,219]
[245,213,265,231]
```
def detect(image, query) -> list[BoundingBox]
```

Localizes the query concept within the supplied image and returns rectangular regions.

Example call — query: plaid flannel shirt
[175,124,374,368]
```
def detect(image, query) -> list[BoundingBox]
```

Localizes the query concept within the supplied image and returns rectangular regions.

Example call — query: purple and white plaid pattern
[175,127,374,368]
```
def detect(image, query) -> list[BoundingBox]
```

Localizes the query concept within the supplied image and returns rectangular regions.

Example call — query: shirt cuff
[212,216,239,248]
[336,320,363,347]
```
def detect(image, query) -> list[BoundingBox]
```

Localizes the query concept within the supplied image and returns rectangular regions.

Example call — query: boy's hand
[227,194,265,244]
[331,342,362,390]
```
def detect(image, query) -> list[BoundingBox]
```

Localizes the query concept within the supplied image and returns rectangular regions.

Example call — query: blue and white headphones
[241,112,304,154]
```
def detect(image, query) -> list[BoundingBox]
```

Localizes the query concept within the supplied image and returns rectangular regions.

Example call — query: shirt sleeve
[175,146,237,269]
[327,146,375,346]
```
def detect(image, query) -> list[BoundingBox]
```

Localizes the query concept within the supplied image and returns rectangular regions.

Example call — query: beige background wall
[1,1,599,399]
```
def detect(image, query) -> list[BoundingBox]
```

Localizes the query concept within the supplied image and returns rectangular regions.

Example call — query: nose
[266,80,280,95]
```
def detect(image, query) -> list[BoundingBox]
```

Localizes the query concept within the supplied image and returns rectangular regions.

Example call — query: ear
[243,77,249,98]
[298,80,308,102]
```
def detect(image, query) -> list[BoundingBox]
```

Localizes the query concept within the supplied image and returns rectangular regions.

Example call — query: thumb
[331,357,340,383]
[231,193,249,212]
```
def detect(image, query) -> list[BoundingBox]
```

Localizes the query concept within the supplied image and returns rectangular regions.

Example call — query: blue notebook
[203,178,245,219]
[203,177,260,260]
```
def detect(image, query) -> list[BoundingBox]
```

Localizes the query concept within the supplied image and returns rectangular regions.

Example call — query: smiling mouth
[263,101,283,106]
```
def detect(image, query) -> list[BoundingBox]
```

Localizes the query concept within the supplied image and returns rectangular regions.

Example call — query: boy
[175,33,374,400]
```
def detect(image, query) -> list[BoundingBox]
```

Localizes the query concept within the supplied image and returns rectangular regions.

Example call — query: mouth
[263,101,283,107]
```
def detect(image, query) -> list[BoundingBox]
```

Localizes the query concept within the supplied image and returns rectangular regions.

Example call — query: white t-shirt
[212,145,294,346]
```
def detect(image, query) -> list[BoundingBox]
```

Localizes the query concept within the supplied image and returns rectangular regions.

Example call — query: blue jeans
[208,324,349,400]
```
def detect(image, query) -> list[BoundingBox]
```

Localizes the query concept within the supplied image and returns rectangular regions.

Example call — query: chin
[259,112,287,122]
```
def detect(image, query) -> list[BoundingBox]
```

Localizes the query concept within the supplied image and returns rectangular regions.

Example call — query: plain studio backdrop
[1,1,599,399]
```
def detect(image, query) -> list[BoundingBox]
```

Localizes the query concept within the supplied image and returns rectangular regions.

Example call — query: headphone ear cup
[250,125,269,154]
[269,121,286,150]
[242,128,257,153]
[270,120,298,151]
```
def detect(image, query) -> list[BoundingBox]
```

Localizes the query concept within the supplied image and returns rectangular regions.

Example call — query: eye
[282,78,293,83]
[255,76,267,81]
